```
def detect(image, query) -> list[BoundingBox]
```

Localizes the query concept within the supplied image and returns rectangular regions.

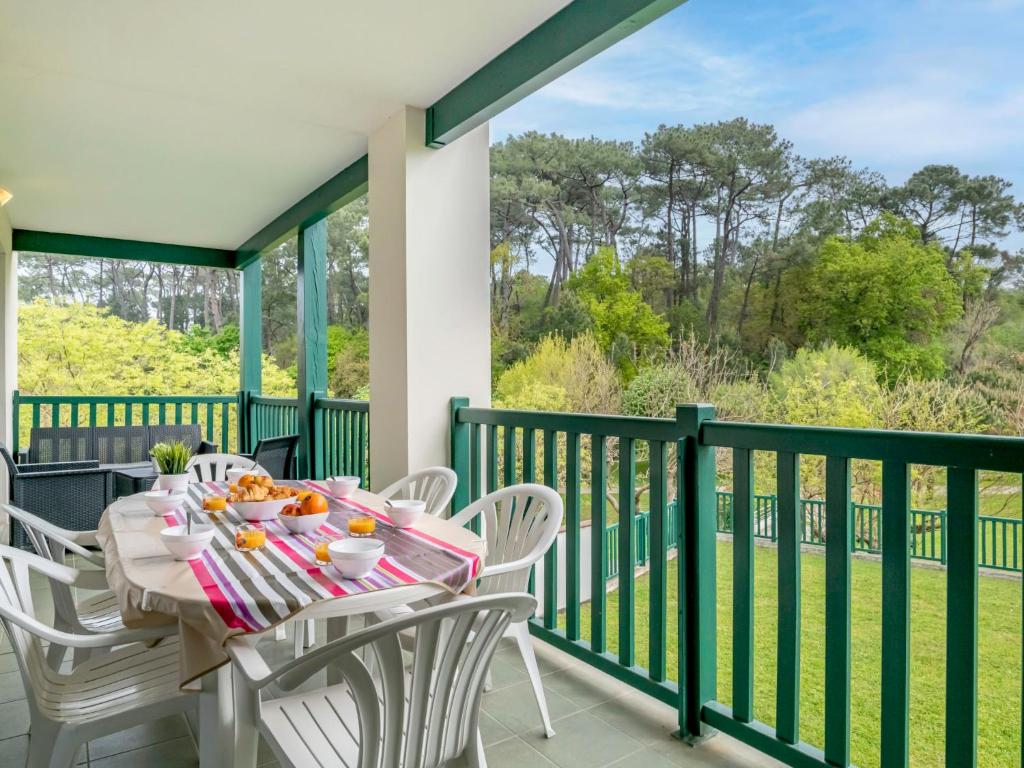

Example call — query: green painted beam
[239,257,263,452]
[425,0,689,147]
[235,155,368,268]
[295,219,329,479]
[12,229,235,269]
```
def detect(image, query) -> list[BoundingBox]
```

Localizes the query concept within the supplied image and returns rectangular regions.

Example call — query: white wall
[367,107,491,489]
[0,206,16,541]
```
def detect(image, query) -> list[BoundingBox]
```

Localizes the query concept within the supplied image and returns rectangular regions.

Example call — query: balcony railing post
[675,403,717,743]
[449,397,471,516]
[10,389,19,459]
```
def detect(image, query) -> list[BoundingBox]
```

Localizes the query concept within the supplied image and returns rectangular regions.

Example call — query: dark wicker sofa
[3,424,215,547]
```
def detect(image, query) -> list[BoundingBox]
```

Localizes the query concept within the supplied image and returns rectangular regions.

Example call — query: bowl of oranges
[278,491,330,534]
[227,474,300,521]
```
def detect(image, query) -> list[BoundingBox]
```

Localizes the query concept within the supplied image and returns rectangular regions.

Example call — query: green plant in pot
[151,441,194,493]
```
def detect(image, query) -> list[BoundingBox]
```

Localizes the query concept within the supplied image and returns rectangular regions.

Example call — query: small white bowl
[386,499,426,528]
[232,497,293,522]
[226,466,264,484]
[328,537,384,579]
[326,476,360,498]
[143,490,189,516]
[279,510,329,535]
[160,524,215,561]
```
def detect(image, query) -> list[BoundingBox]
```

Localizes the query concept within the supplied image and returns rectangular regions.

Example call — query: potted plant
[151,441,193,492]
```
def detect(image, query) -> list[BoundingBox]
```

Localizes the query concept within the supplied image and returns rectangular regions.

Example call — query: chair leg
[25,719,71,768]
[292,621,305,658]
[304,619,315,648]
[483,667,493,692]
[70,645,94,669]
[45,640,67,670]
[274,624,287,642]
[510,620,555,738]
[47,730,83,768]
[466,728,488,768]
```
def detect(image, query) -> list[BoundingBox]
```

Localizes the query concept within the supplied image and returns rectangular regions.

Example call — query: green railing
[449,399,1024,768]
[11,390,241,454]
[715,491,1020,571]
[247,395,299,449]
[314,396,369,486]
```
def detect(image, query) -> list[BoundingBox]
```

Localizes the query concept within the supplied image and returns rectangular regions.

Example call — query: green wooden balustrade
[12,391,241,454]
[449,398,1024,768]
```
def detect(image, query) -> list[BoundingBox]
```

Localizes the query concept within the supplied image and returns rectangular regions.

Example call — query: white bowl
[326,476,360,498]
[231,497,293,522]
[160,524,215,561]
[386,499,426,528]
[143,490,189,516]
[328,537,384,579]
[226,466,263,484]
[279,510,330,535]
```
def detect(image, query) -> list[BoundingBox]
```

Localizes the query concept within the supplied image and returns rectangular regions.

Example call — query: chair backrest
[270,593,535,768]
[0,442,17,477]
[148,423,205,453]
[1,505,100,642]
[378,467,458,517]
[30,426,95,463]
[0,545,68,715]
[188,453,258,482]
[93,425,150,464]
[450,484,563,595]
[253,435,299,480]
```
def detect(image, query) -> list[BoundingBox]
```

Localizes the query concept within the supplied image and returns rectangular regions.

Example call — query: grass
[558,542,1022,768]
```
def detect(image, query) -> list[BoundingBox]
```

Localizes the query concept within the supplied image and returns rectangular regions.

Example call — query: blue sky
[492,0,1024,250]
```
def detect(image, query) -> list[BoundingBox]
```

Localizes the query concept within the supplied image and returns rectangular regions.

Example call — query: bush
[769,344,881,428]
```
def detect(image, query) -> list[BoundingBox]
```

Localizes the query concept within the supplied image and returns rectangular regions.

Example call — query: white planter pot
[156,473,190,493]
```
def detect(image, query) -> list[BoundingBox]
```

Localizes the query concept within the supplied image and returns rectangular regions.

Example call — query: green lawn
[558,542,1022,768]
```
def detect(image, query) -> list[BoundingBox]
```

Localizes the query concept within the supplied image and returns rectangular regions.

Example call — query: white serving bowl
[160,524,215,561]
[386,499,426,528]
[143,490,189,516]
[231,497,293,522]
[328,537,384,579]
[226,466,264,484]
[326,476,360,498]
[278,510,330,535]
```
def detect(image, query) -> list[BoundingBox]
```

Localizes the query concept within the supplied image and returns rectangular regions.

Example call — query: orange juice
[313,538,332,564]
[235,524,266,551]
[347,514,376,537]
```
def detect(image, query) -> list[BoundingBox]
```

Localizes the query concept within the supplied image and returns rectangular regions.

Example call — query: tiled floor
[0,571,780,768]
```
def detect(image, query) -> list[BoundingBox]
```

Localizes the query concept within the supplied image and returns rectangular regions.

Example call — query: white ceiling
[0,1,571,250]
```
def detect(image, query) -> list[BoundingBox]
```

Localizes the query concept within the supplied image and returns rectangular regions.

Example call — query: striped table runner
[163,481,481,633]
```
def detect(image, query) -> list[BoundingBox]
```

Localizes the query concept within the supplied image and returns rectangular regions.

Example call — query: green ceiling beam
[425,0,688,148]
[12,229,235,269]
[234,154,368,269]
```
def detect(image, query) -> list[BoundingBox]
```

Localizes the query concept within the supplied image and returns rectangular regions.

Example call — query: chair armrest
[13,466,110,481]
[17,449,29,465]
[238,453,254,461]
[17,460,101,474]
[478,555,538,579]
[0,603,174,649]
[73,568,111,591]
[225,636,274,687]
[69,529,100,548]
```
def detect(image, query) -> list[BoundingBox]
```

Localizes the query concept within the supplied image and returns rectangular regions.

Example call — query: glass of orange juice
[347,513,376,537]
[235,523,266,551]
[313,535,334,565]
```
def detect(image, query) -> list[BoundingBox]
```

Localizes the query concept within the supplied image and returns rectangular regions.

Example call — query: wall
[0,206,16,540]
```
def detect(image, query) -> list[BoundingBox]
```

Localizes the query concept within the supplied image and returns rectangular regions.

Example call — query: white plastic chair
[2,504,177,668]
[229,593,535,768]
[379,466,459,517]
[187,452,262,482]
[0,545,196,768]
[448,484,564,738]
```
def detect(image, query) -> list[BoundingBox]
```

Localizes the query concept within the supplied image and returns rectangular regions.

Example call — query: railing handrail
[456,405,678,440]
[14,392,237,405]
[249,394,300,405]
[314,396,369,412]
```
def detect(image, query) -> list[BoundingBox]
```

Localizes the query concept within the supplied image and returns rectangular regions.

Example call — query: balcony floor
[0,568,780,768]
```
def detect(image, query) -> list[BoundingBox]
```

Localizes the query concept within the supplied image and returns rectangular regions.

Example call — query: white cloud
[781,86,1024,161]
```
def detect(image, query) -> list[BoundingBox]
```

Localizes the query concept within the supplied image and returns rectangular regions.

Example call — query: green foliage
[564,247,669,372]
[494,333,620,414]
[174,324,240,359]
[18,302,294,397]
[326,326,369,398]
[769,344,881,428]
[800,214,962,380]
[150,441,192,474]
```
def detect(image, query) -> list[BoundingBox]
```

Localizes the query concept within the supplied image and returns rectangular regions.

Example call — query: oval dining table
[96,480,486,768]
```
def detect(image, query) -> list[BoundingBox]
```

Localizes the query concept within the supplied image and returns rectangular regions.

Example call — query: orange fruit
[280,503,301,517]
[300,492,328,516]
[203,496,227,512]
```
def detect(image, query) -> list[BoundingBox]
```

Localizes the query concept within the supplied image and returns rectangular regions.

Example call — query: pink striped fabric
[163,482,480,633]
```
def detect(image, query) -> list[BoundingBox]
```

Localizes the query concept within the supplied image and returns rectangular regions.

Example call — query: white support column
[368,107,490,490]
[0,206,16,540]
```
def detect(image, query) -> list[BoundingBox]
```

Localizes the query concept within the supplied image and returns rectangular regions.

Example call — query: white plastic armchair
[378,467,458,517]
[187,452,263,482]
[2,504,177,669]
[448,483,564,737]
[0,545,195,768]
[228,593,535,768]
